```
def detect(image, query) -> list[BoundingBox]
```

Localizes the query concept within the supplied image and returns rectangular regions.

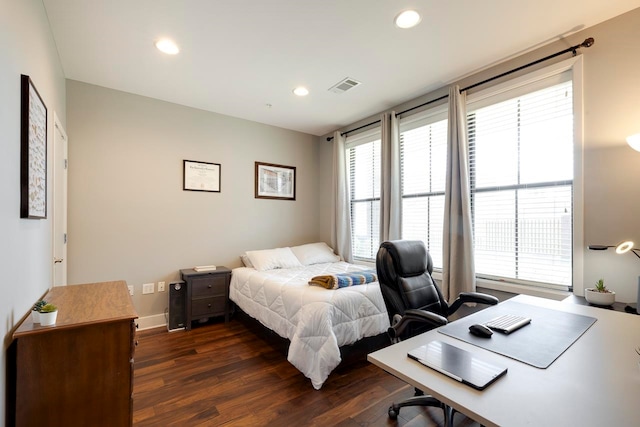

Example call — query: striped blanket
[309,270,378,290]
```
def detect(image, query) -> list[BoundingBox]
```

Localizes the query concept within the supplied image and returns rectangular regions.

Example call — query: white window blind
[346,129,381,261]
[400,110,448,268]
[467,73,573,289]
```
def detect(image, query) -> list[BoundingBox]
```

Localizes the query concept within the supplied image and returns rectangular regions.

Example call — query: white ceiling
[43,0,640,136]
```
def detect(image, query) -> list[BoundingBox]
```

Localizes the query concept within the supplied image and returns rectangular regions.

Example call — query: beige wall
[0,0,67,422]
[319,8,640,302]
[580,10,640,302]
[66,81,322,319]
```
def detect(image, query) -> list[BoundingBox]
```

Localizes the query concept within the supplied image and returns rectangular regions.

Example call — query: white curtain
[330,131,353,263]
[380,112,402,242]
[442,85,475,300]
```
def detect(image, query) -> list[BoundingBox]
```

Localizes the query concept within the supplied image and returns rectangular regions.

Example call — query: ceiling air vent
[328,77,361,94]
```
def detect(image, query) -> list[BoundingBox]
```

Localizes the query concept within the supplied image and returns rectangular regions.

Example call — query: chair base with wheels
[376,240,499,425]
[388,388,440,418]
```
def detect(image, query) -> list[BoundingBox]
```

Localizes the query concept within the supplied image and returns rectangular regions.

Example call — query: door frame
[52,112,68,286]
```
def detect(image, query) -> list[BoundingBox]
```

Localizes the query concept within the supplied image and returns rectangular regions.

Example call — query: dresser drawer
[191,275,227,297]
[192,297,226,317]
[11,281,138,426]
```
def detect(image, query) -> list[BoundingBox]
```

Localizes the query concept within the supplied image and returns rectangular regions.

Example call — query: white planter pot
[39,311,58,326]
[31,311,40,323]
[584,288,615,306]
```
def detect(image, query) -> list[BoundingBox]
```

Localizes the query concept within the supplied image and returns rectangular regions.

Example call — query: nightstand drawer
[192,297,226,317]
[191,275,226,297]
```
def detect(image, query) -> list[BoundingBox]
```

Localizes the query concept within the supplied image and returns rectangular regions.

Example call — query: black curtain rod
[327,37,594,142]
[328,119,382,141]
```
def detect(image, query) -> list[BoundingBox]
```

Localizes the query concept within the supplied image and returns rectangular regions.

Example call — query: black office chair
[376,240,499,424]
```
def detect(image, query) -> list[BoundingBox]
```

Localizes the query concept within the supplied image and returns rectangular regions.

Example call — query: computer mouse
[469,323,493,338]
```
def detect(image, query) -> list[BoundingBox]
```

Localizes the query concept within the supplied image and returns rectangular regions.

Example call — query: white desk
[368,295,640,426]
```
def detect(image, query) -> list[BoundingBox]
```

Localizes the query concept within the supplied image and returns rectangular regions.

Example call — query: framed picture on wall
[183,160,221,192]
[255,161,296,201]
[20,74,48,219]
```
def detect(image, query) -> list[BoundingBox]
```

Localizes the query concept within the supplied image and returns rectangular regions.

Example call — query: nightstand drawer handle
[208,285,212,288]
[207,304,211,308]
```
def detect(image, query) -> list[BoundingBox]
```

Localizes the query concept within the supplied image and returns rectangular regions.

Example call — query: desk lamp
[588,241,640,314]
[627,133,640,152]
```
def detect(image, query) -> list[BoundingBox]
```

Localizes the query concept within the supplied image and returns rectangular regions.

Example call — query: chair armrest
[447,292,499,316]
[388,309,448,340]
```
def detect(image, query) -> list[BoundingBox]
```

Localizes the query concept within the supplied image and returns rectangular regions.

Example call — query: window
[347,129,381,261]
[399,110,448,268]
[467,72,574,289]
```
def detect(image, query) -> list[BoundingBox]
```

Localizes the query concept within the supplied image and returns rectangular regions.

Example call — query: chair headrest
[379,240,431,277]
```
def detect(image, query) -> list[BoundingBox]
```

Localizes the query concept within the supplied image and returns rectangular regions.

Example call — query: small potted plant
[38,303,58,326]
[31,300,47,323]
[584,278,615,306]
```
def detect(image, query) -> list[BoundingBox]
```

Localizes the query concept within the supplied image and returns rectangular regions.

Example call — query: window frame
[398,106,448,269]
[346,127,382,262]
[465,56,584,294]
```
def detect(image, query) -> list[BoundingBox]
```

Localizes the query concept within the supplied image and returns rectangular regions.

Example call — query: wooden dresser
[8,281,138,427]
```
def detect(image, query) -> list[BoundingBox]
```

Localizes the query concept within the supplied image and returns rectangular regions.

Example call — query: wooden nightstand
[180,267,232,329]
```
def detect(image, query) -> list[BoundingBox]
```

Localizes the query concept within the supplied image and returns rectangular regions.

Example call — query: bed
[229,243,390,389]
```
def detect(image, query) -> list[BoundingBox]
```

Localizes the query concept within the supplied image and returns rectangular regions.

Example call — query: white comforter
[229,262,389,389]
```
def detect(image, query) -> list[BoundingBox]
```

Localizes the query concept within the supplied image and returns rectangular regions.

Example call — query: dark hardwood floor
[133,290,513,426]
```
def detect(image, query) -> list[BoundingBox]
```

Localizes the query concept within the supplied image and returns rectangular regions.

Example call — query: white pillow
[239,254,254,268]
[245,247,303,271]
[290,242,340,266]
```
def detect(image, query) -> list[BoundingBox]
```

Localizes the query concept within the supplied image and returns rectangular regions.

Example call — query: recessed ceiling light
[293,87,309,96]
[395,10,421,29]
[155,39,180,55]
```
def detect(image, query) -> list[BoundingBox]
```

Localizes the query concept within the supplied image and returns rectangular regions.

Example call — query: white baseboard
[136,313,167,331]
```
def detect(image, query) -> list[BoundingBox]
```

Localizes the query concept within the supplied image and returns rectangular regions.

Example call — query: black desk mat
[438,300,596,368]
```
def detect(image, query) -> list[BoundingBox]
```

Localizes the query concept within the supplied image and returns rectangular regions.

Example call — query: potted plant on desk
[38,303,58,326]
[585,279,615,306]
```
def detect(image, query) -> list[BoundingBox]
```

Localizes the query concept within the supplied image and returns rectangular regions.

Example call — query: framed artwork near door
[20,74,48,219]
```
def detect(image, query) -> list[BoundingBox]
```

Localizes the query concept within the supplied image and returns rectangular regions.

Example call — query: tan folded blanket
[309,270,378,290]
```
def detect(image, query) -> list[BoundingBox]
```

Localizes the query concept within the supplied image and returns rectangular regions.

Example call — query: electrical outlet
[142,283,155,294]
[127,285,134,296]
[158,281,165,292]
